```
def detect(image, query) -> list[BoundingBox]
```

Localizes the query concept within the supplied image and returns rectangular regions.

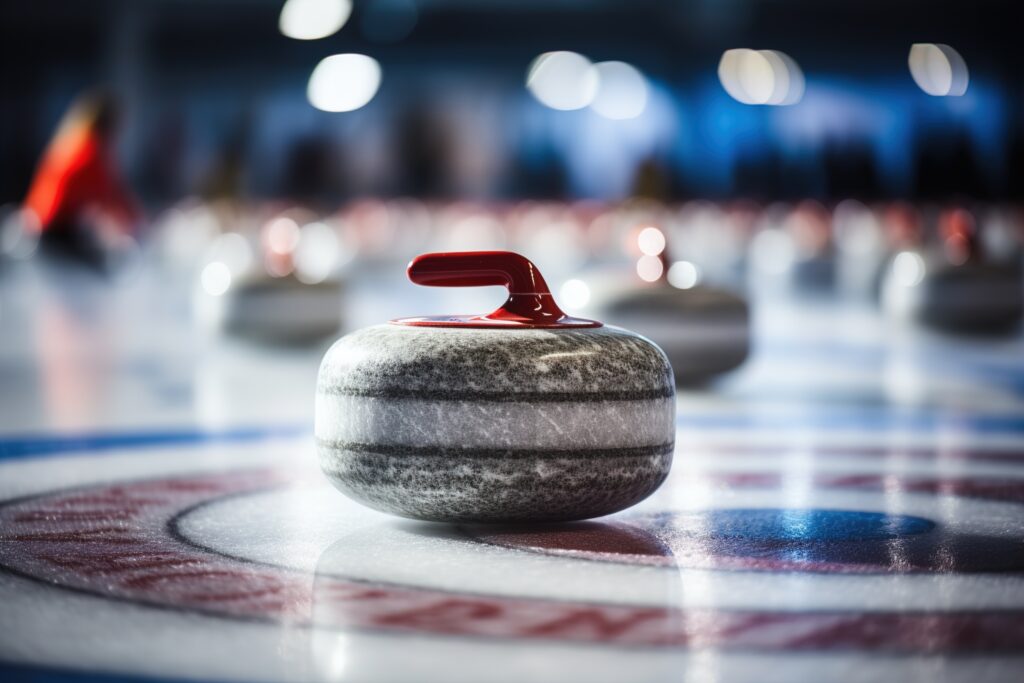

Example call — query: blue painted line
[0,425,309,461]
[0,662,211,683]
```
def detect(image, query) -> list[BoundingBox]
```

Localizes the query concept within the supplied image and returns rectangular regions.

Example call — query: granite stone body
[315,324,676,522]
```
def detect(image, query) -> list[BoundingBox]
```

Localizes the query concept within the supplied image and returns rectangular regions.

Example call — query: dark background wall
[2,0,1022,206]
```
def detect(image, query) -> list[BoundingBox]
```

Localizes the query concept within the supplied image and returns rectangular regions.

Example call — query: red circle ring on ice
[392,251,601,329]
[2,468,1024,652]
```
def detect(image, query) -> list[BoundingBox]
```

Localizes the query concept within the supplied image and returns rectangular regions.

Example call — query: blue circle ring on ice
[686,508,936,542]
[466,507,1024,574]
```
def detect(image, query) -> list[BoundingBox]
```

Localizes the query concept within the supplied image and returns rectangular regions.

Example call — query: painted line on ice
[0,425,308,461]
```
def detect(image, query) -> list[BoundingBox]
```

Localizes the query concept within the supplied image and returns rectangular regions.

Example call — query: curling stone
[592,285,749,384]
[197,269,344,344]
[315,251,676,523]
[884,256,1023,333]
[882,213,1024,333]
[584,268,749,385]
[919,262,1023,332]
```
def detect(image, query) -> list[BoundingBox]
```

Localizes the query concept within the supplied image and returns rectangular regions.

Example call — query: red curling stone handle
[393,251,601,329]
[409,250,559,293]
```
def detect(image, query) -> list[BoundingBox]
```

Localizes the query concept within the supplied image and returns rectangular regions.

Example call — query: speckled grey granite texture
[315,324,675,523]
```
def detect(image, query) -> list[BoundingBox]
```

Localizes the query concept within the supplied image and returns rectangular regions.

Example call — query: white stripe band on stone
[314,393,675,450]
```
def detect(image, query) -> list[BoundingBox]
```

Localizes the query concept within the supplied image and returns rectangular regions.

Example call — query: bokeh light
[526,51,598,111]
[590,61,648,120]
[939,208,976,266]
[205,232,253,275]
[637,226,666,256]
[718,48,804,105]
[636,254,664,282]
[279,0,352,41]
[761,50,805,105]
[559,279,591,310]
[892,251,926,287]
[307,54,382,112]
[908,43,969,96]
[295,222,341,284]
[667,260,700,289]
[264,217,301,255]
[200,262,232,296]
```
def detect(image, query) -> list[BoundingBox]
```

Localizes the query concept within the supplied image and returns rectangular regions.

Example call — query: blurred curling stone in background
[565,223,750,385]
[882,206,1023,333]
[194,212,349,343]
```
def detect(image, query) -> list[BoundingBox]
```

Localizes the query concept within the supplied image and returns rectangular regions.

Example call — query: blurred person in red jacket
[23,91,141,272]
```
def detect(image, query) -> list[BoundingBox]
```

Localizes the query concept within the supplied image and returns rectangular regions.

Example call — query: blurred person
[631,157,673,201]
[200,116,250,204]
[280,134,344,209]
[394,104,455,198]
[23,90,141,273]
